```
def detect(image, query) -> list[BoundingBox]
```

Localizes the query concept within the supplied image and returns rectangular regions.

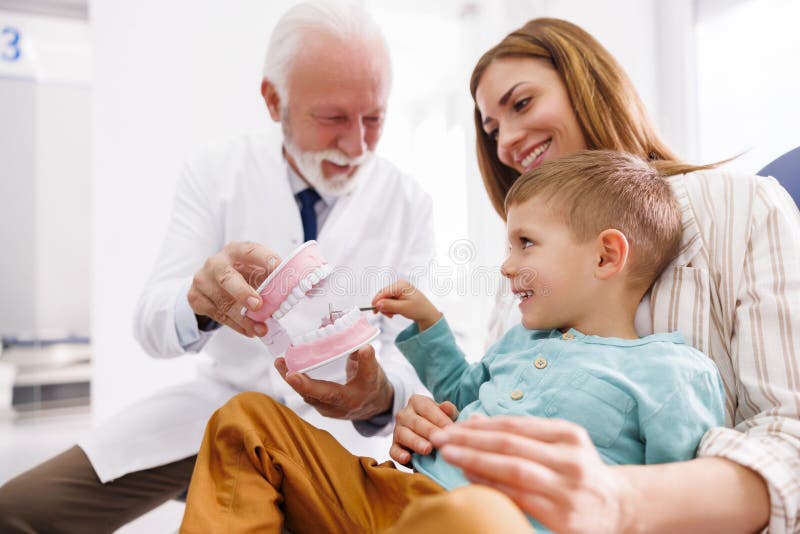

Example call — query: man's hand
[187,241,280,337]
[274,344,394,420]
[372,280,442,332]
[391,394,458,465]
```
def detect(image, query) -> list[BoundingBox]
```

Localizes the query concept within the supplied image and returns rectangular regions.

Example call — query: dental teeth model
[244,241,380,384]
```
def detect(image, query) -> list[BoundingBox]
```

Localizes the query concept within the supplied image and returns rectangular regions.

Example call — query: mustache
[314,148,371,167]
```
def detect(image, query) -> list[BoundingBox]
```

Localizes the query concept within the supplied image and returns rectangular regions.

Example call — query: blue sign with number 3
[2,26,21,62]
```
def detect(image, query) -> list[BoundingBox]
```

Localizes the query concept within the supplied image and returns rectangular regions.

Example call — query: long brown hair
[471,18,715,219]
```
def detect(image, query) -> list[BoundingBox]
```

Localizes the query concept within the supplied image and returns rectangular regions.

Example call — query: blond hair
[506,150,682,291]
[472,17,716,219]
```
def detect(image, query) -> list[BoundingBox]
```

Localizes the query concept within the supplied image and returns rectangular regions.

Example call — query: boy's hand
[391,394,459,465]
[372,280,442,332]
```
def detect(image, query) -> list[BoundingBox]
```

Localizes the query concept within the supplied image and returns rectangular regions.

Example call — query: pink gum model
[247,241,380,382]
[245,241,328,323]
[284,312,379,373]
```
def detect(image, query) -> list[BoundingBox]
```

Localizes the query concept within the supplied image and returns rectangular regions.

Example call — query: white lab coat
[80,130,434,483]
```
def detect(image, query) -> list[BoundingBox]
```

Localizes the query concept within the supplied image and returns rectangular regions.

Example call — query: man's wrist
[358,383,394,425]
[196,314,221,332]
[374,381,394,418]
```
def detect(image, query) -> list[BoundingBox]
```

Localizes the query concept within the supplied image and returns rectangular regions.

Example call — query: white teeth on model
[521,140,551,168]
[291,306,360,346]
[271,265,331,318]
[298,278,313,293]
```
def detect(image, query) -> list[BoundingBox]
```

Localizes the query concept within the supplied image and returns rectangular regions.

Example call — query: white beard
[282,133,374,198]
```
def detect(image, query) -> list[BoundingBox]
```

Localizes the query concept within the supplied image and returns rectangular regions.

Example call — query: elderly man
[0,2,432,531]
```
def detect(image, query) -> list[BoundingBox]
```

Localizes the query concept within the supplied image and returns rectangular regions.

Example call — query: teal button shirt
[396,318,725,528]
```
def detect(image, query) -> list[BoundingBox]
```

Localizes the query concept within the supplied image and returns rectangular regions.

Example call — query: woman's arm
[696,174,800,532]
[620,457,769,533]
[431,417,770,534]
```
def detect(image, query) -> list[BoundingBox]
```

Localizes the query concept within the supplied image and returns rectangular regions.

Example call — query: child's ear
[595,229,629,280]
[261,79,282,122]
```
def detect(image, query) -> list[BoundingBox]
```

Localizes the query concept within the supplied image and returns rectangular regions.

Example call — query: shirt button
[561,332,575,340]
[510,389,524,401]
[534,357,547,369]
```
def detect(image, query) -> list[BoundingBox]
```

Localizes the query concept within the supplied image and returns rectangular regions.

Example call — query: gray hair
[263,1,390,101]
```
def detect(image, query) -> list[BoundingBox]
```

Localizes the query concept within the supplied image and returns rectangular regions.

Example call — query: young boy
[180,151,725,534]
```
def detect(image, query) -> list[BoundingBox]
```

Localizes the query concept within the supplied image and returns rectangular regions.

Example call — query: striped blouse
[487,169,800,532]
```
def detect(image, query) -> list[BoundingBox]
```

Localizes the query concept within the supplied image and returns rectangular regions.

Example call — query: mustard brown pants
[180,392,534,534]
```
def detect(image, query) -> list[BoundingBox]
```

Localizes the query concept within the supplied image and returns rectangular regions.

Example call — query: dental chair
[758,145,800,207]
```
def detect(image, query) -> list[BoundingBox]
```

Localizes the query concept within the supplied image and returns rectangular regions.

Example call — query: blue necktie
[296,188,321,242]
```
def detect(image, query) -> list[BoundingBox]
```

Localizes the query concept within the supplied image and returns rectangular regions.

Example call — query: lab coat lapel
[249,139,304,258]
[315,158,378,267]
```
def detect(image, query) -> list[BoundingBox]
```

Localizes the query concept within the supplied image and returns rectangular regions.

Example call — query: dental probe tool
[328,305,377,323]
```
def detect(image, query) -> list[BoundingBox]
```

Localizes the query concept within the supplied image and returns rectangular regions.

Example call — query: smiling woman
[474,57,586,174]
[446,16,800,533]
[470,18,715,220]
[388,15,799,534]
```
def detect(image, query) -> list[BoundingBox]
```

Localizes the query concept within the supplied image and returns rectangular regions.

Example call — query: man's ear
[595,229,629,281]
[261,79,282,122]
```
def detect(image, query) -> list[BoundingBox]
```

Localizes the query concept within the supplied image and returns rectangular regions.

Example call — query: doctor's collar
[285,162,336,207]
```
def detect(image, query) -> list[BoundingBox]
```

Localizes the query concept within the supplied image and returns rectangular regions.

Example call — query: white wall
[695,0,800,173]
[90,0,672,417]
[90,0,300,420]
[0,77,36,336]
[34,82,91,337]
[0,10,91,339]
